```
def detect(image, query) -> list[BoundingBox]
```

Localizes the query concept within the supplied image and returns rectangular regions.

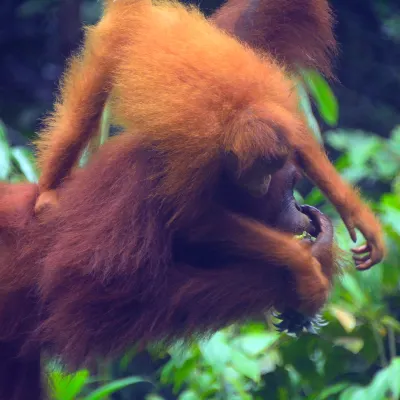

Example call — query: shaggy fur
[0,0,385,399]
[35,0,384,269]
[211,0,337,77]
[0,141,334,368]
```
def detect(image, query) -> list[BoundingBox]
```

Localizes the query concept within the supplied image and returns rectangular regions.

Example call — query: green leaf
[168,342,197,368]
[11,147,38,183]
[119,346,138,371]
[303,187,324,206]
[230,350,261,383]
[178,390,201,400]
[340,273,368,309]
[339,386,368,400]
[224,367,251,399]
[49,369,90,400]
[336,359,400,400]
[388,358,400,398]
[327,131,381,162]
[380,194,400,236]
[293,190,304,205]
[297,81,323,143]
[99,101,111,145]
[0,120,8,142]
[365,373,390,400]
[301,70,339,126]
[381,316,400,333]
[79,146,92,168]
[160,361,175,385]
[79,101,111,167]
[146,395,165,400]
[333,337,364,354]
[235,332,279,357]
[326,130,383,183]
[393,174,400,197]
[192,371,215,393]
[390,125,400,147]
[83,376,152,400]
[0,139,12,180]
[199,332,231,373]
[313,382,350,400]
[224,366,241,382]
[365,357,400,399]
[329,306,357,332]
[173,358,197,393]
[374,149,399,180]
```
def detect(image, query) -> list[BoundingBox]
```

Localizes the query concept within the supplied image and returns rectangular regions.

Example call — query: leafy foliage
[0,121,38,183]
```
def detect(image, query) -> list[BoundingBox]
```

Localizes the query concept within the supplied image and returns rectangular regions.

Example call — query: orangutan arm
[292,129,385,270]
[185,208,331,316]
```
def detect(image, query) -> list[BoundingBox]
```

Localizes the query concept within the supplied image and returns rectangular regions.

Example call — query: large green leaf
[302,70,339,126]
[234,332,279,357]
[336,358,400,400]
[199,331,231,373]
[340,273,369,309]
[79,101,111,167]
[11,146,38,182]
[339,386,369,400]
[310,382,350,400]
[0,121,11,179]
[0,139,12,180]
[230,349,261,383]
[178,390,201,400]
[172,358,197,393]
[83,376,152,400]
[0,120,8,142]
[49,369,90,400]
[365,357,400,399]
[297,81,323,143]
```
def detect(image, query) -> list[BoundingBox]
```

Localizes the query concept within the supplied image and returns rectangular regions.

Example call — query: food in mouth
[294,231,316,242]
[292,204,324,242]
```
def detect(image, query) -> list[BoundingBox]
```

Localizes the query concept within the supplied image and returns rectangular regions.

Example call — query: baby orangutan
[0,0,385,399]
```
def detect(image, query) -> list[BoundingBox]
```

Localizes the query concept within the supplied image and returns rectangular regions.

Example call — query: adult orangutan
[0,0,385,399]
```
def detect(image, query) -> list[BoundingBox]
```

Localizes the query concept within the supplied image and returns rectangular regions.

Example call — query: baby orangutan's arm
[35,3,125,211]
[186,208,331,317]
[292,127,385,270]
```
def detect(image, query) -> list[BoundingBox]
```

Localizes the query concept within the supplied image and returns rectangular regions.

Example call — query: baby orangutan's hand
[35,190,59,214]
[341,204,386,271]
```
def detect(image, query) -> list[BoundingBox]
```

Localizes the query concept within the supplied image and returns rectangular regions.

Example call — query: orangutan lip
[300,205,322,238]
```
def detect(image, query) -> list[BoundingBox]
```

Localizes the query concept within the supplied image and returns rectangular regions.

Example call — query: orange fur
[0,1,386,397]
[35,0,385,268]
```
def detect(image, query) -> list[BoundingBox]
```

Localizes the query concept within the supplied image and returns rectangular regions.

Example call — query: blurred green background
[0,0,400,399]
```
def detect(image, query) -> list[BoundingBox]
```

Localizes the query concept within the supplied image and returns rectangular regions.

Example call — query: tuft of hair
[211,0,337,78]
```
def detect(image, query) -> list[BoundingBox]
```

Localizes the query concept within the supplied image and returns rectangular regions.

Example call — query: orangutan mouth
[299,205,323,240]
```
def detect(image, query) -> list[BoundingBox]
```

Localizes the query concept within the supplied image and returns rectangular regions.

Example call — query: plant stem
[388,326,397,361]
[372,323,388,367]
